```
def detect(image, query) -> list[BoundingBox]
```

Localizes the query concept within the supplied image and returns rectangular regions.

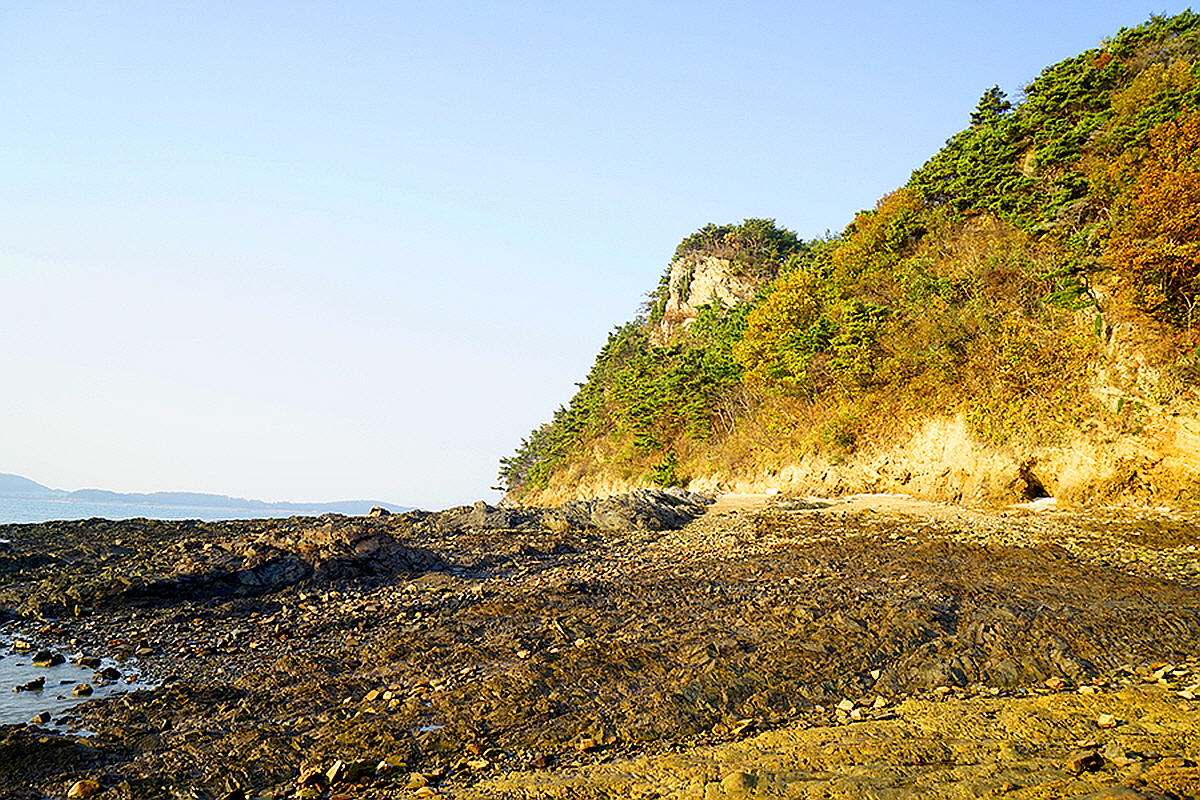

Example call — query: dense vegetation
[500,12,1200,498]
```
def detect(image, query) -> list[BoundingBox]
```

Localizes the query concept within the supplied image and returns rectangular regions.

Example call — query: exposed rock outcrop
[649,255,762,345]
[0,490,713,619]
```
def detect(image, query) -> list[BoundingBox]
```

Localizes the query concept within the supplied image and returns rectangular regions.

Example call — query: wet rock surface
[0,490,1196,799]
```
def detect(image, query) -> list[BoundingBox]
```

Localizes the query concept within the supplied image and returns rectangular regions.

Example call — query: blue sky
[0,1,1181,508]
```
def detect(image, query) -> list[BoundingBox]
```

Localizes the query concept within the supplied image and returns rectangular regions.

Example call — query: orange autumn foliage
[1106,109,1200,322]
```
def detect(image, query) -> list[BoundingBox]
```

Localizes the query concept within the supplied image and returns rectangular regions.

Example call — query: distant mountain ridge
[0,473,407,515]
[0,473,57,497]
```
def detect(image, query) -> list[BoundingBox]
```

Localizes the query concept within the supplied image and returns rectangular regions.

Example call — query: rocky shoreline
[0,490,1198,799]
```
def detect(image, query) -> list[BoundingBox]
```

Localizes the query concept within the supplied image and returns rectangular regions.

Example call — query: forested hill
[501,12,1200,508]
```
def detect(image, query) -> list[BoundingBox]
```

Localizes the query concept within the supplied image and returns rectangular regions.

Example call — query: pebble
[1067,750,1105,773]
[66,780,102,799]
[31,650,65,667]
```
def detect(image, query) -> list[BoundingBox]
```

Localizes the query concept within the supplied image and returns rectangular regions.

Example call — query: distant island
[0,472,408,516]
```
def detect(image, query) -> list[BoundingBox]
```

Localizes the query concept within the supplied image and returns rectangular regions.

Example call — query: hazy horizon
[0,471,403,508]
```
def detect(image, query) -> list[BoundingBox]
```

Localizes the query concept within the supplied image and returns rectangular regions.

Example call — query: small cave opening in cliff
[1019,462,1049,501]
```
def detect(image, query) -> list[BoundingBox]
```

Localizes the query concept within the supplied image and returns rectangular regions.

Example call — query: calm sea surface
[0,635,156,728]
[0,496,333,525]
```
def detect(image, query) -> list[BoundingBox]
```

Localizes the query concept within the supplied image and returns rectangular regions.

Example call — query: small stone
[67,780,103,799]
[96,667,120,681]
[1078,685,1098,695]
[529,752,553,769]
[28,711,51,725]
[77,657,101,669]
[836,698,855,712]
[1069,788,1154,799]
[1067,750,1105,773]
[14,676,45,692]
[326,759,352,784]
[31,650,65,667]
[72,683,93,697]
[466,759,490,770]
[1159,756,1196,768]
[721,771,756,792]
[1097,713,1118,728]
[1101,742,1137,767]
[1149,663,1171,681]
[575,737,599,752]
[516,649,531,659]
[1045,676,1067,690]
[730,720,755,736]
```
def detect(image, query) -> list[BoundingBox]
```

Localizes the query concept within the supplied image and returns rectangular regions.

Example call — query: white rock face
[650,255,761,345]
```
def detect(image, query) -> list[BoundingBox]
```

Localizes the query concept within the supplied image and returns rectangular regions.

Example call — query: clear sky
[0,1,1181,509]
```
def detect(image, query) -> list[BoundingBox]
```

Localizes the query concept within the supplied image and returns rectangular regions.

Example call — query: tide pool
[0,635,156,728]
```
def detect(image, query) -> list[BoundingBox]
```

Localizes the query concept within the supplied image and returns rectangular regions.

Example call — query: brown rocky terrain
[0,490,1197,799]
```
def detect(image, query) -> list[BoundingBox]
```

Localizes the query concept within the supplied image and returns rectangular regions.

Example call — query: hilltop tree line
[500,11,1200,497]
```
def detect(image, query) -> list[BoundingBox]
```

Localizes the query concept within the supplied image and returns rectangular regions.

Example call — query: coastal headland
[1,490,1198,799]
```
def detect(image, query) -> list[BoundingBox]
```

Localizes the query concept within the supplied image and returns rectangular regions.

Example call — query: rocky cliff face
[522,409,1200,510]
[649,255,762,345]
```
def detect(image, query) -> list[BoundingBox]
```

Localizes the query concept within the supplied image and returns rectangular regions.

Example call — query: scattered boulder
[30,650,64,667]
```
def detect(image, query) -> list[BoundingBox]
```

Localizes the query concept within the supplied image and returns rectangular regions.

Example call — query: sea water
[0,496,323,525]
[0,636,156,728]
